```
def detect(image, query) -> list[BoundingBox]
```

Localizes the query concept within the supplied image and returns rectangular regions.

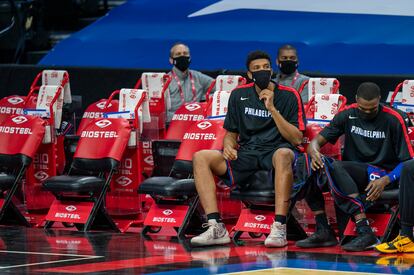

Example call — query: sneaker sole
[264,241,288,248]
[296,240,338,248]
[191,236,231,247]
[374,247,398,254]
[342,240,380,252]
[374,246,414,254]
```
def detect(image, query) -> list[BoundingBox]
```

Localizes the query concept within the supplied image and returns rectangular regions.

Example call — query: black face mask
[278,60,298,75]
[173,56,191,72]
[358,109,379,121]
[251,70,272,90]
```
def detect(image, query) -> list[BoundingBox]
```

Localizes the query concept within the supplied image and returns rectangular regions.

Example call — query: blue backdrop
[39,0,414,75]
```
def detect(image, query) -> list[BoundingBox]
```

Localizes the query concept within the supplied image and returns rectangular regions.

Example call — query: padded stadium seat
[230,171,274,203]
[138,177,196,196]
[378,189,399,201]
[0,174,15,190]
[43,176,104,193]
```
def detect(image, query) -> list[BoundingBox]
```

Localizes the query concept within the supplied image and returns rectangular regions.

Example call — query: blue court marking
[146,257,408,275]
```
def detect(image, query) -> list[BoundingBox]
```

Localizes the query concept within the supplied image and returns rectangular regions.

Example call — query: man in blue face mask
[274,44,309,103]
[167,42,214,122]
[190,50,306,248]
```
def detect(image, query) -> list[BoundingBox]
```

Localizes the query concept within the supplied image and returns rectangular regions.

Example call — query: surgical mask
[278,60,298,75]
[173,56,191,72]
[251,70,272,90]
[358,109,378,121]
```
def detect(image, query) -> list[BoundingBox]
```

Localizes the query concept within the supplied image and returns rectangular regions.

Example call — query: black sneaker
[342,232,379,252]
[296,228,338,248]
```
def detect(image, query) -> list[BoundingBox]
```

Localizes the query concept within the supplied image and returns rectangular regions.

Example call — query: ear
[169,57,174,65]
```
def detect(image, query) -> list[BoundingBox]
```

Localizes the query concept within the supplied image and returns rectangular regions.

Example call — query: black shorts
[220,143,296,187]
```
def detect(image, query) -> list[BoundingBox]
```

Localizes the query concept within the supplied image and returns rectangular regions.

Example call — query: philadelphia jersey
[320,103,414,170]
[223,82,306,151]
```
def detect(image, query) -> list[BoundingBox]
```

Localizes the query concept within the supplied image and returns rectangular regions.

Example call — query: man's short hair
[277,44,297,58]
[246,50,272,69]
[170,42,190,58]
[356,82,381,100]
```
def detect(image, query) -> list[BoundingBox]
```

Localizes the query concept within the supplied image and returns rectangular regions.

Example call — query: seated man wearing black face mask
[167,42,214,122]
[305,82,414,252]
[190,50,306,247]
[274,44,309,103]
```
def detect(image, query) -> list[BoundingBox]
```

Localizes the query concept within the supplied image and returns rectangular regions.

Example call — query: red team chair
[22,84,68,225]
[138,84,240,238]
[104,89,152,232]
[42,90,149,232]
[0,115,46,226]
[0,70,72,226]
[139,119,226,239]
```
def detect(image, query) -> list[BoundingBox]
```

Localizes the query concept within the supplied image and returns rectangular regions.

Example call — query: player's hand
[223,145,238,161]
[309,148,324,171]
[259,89,276,112]
[366,176,390,201]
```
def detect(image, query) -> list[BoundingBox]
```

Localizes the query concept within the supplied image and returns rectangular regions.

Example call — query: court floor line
[0,250,102,270]
[223,267,395,275]
[0,250,101,257]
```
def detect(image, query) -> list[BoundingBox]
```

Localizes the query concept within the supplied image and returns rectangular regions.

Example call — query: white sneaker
[190,219,230,247]
[265,222,288,248]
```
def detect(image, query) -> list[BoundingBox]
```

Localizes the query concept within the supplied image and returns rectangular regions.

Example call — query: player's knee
[273,148,294,167]
[331,160,344,170]
[193,150,211,168]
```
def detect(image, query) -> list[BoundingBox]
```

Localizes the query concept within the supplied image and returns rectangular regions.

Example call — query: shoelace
[199,222,217,237]
[389,235,404,245]
[271,224,286,238]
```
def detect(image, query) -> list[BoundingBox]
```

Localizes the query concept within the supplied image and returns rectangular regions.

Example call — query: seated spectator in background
[274,44,309,103]
[190,50,306,248]
[167,42,214,122]
[305,82,413,252]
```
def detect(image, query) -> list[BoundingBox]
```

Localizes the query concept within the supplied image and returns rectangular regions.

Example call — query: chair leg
[85,206,120,232]
[44,220,55,229]
[381,205,400,243]
[0,201,30,227]
[177,196,199,240]
[0,169,30,227]
[83,170,120,232]
[232,231,244,245]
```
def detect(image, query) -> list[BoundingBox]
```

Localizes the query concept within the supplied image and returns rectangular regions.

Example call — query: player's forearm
[223,131,238,149]
[308,134,328,155]
[270,108,303,146]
